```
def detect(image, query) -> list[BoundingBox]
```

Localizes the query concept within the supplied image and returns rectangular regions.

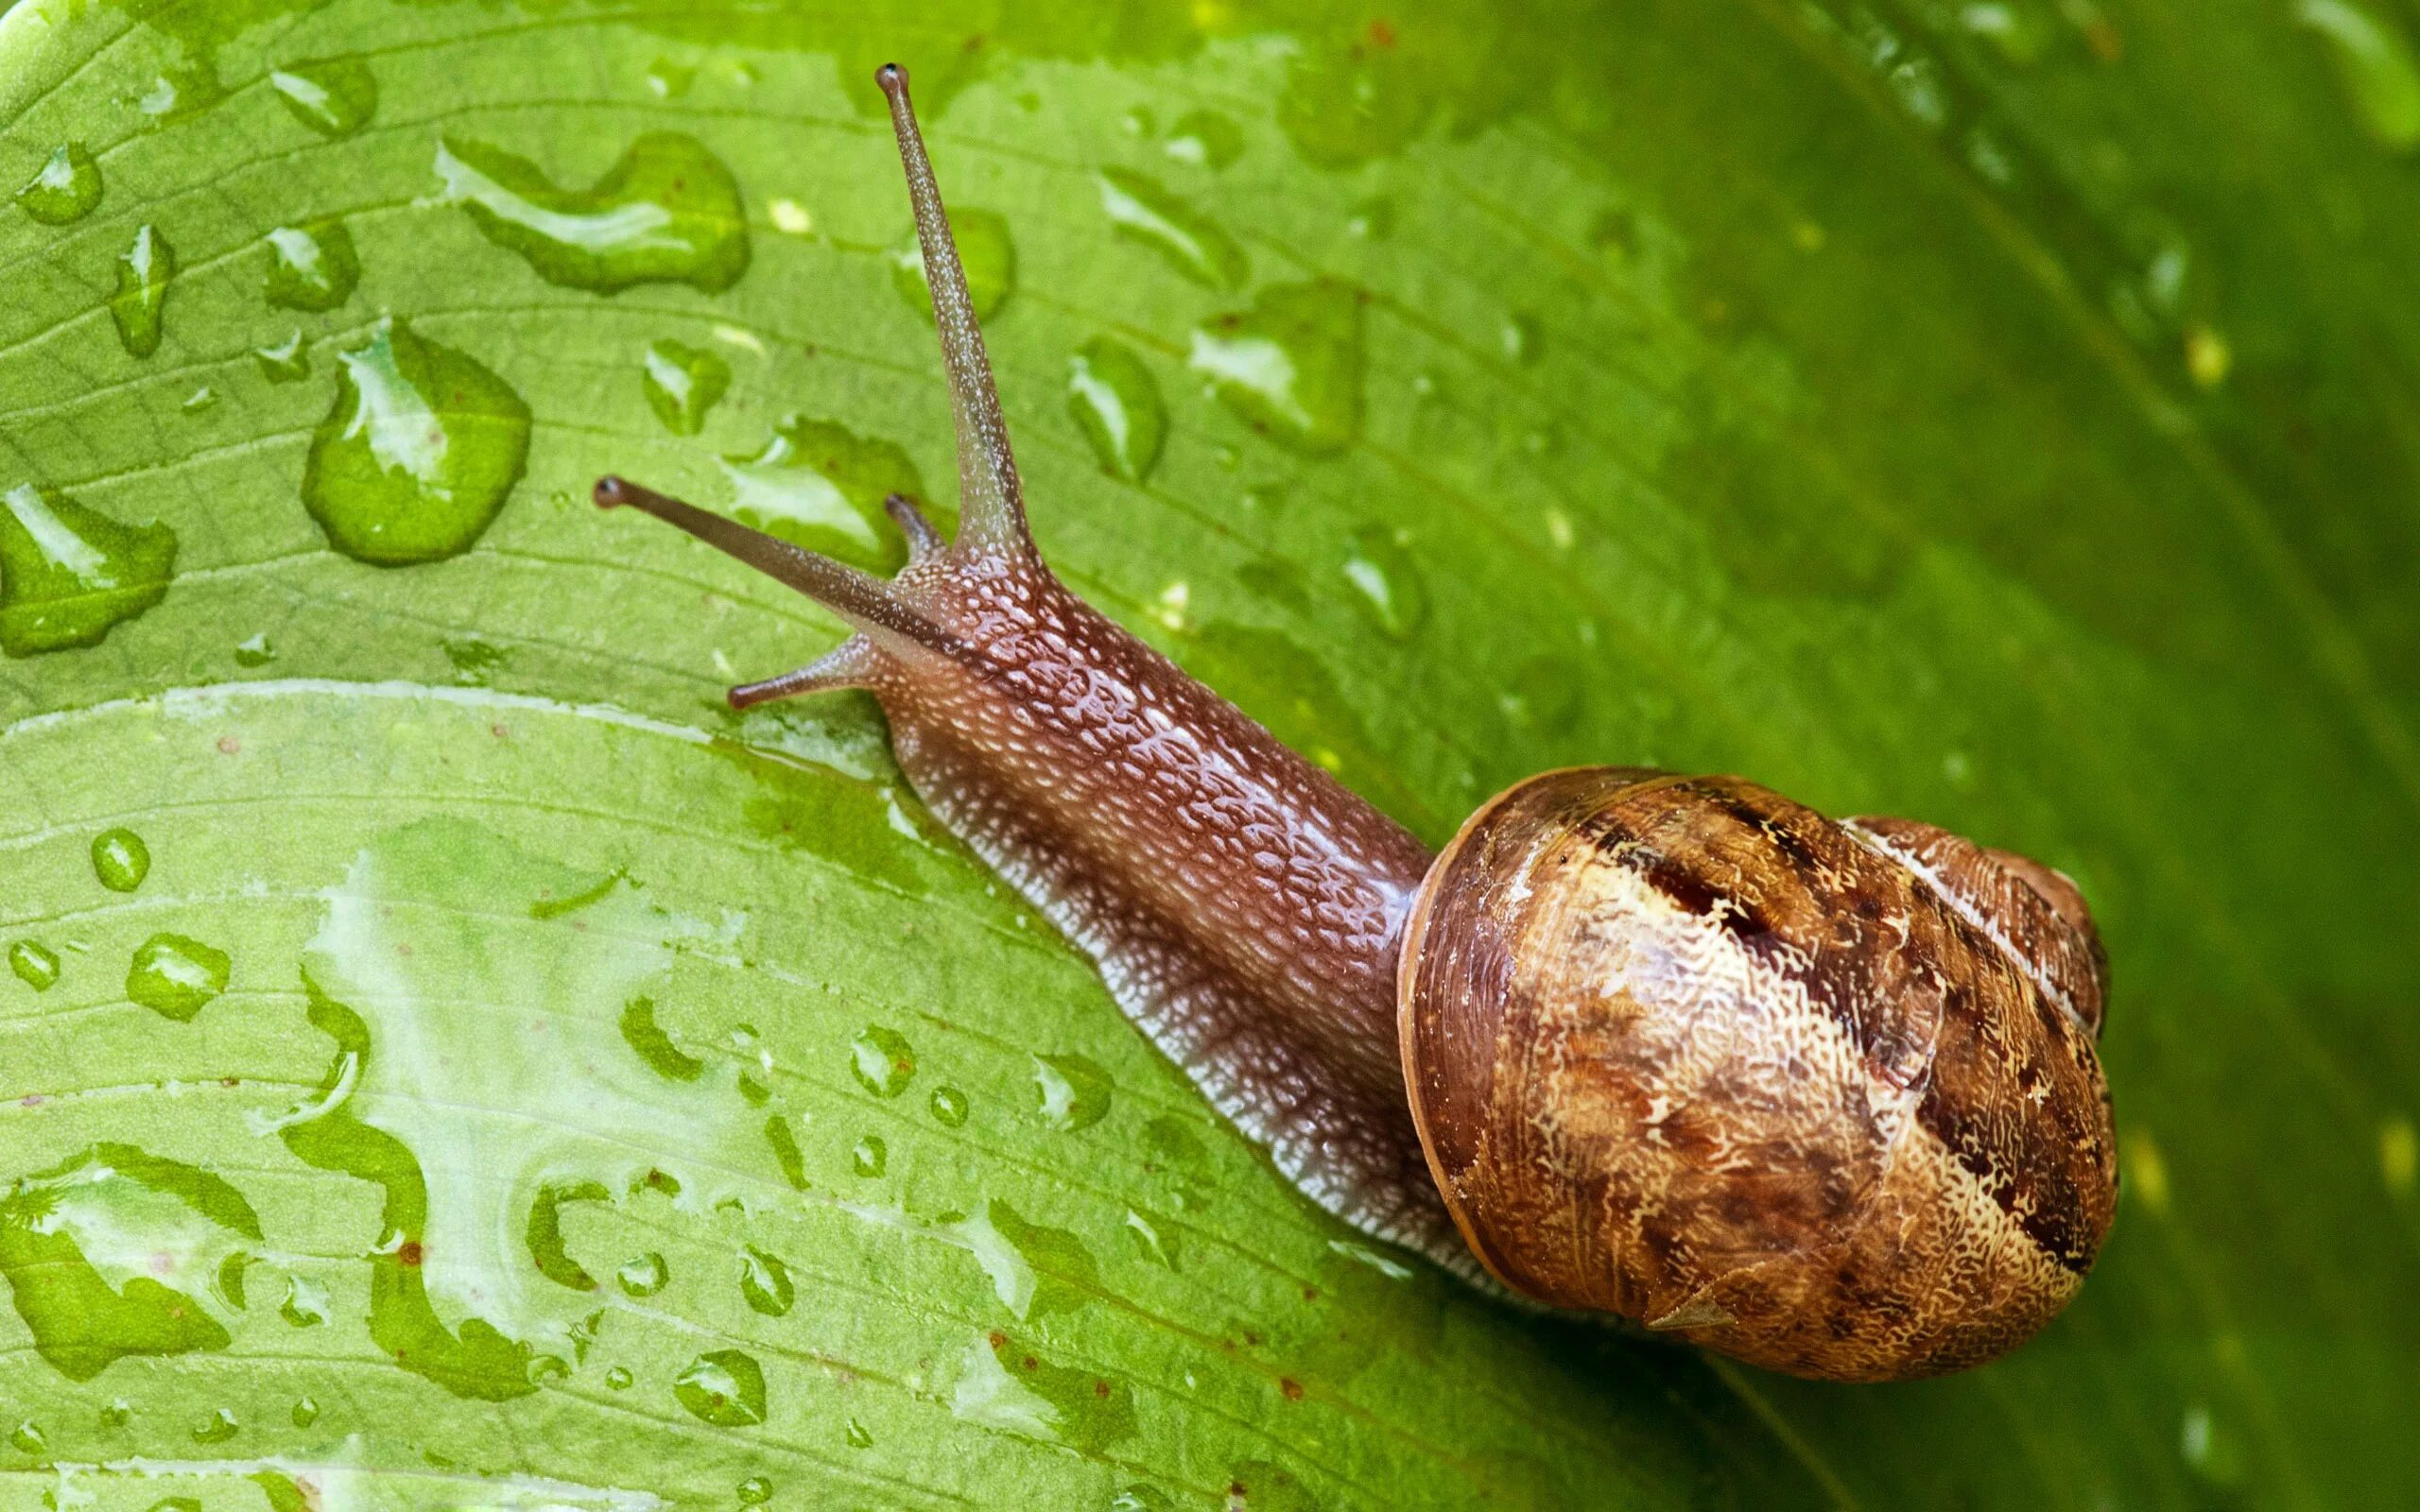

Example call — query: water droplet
[302,318,531,565]
[1165,109,1244,168]
[605,1365,633,1390]
[1499,312,1541,365]
[950,1331,1134,1453]
[9,1420,43,1453]
[136,63,224,127]
[928,1085,969,1127]
[1123,1207,1177,1269]
[15,143,101,224]
[290,1396,320,1428]
[250,330,311,385]
[1111,1486,1176,1512]
[1098,168,1247,289]
[279,1273,330,1327]
[2179,1402,2247,1484]
[442,636,507,685]
[1340,524,1426,641]
[127,933,231,1022]
[1029,1053,1113,1131]
[2122,1128,2170,1215]
[1067,337,1167,483]
[2297,0,2420,150]
[852,1135,888,1178]
[642,339,730,436]
[435,133,750,292]
[738,1246,793,1316]
[1189,280,1363,455]
[191,1407,237,1443]
[9,941,60,991]
[182,385,216,413]
[616,1252,669,1297]
[674,1349,767,1426]
[851,1025,916,1097]
[233,631,277,666]
[263,219,359,311]
[91,829,152,892]
[110,225,177,357]
[1327,1239,1413,1280]
[97,1400,131,1429]
[768,197,811,234]
[1960,2,2051,64]
[2381,1115,2417,1195]
[0,485,176,658]
[270,58,376,137]
[646,58,696,99]
[2185,324,2231,387]
[891,208,1014,319]
[736,1476,773,1504]
[845,1417,873,1449]
[1502,655,1582,737]
[720,415,934,575]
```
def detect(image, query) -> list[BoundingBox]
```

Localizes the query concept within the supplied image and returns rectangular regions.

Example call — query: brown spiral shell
[1397,768,2118,1382]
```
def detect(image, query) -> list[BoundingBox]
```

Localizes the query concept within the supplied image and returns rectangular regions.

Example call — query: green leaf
[0,0,2413,1507]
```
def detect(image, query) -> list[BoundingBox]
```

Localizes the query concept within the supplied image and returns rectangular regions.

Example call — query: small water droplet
[736,1476,773,1504]
[127,933,231,1022]
[2297,0,2420,150]
[264,219,360,311]
[643,339,731,436]
[2122,1128,2170,1214]
[9,941,60,991]
[1098,168,1246,289]
[9,1420,43,1453]
[852,1135,888,1178]
[182,386,216,413]
[111,225,177,357]
[1340,525,1426,641]
[851,1025,916,1097]
[291,1396,320,1427]
[15,143,101,224]
[1123,1207,1177,1269]
[605,1365,633,1390]
[1164,109,1244,168]
[739,1246,794,1316]
[2185,324,2231,387]
[1067,337,1167,483]
[0,485,177,657]
[1189,280,1363,455]
[97,1401,131,1429]
[2179,1402,2246,1484]
[436,132,750,292]
[768,197,811,234]
[1327,1238,1413,1280]
[190,1407,237,1444]
[280,1273,329,1327]
[674,1349,767,1426]
[928,1085,970,1126]
[720,415,934,574]
[270,58,376,137]
[233,631,277,666]
[1110,1486,1176,1512]
[1499,312,1541,365]
[250,330,311,385]
[845,1417,873,1449]
[302,318,531,565]
[92,829,151,891]
[646,57,696,99]
[136,63,224,127]
[891,208,1014,319]
[1029,1053,1113,1131]
[2381,1114,2417,1195]
[617,1252,669,1297]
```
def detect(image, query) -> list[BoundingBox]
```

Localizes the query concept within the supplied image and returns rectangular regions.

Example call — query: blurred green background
[1,0,2415,1506]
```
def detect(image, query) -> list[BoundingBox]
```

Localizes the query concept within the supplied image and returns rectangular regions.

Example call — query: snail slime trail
[593,62,2118,1383]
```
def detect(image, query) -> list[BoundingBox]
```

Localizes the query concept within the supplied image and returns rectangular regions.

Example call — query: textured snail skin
[1400,769,2118,1381]
[594,62,2120,1383]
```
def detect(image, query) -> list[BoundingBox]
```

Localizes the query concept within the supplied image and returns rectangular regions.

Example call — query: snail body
[594,64,2118,1383]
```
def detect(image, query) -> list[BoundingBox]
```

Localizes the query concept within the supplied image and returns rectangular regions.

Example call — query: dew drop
[720,415,934,574]
[280,1273,329,1327]
[136,63,224,127]
[738,1246,794,1316]
[736,1476,773,1504]
[263,219,360,311]
[950,1331,1134,1452]
[234,631,277,666]
[270,58,376,138]
[647,58,696,99]
[2381,1115,2417,1195]
[127,933,231,1022]
[97,1401,130,1429]
[642,339,731,436]
[928,1085,970,1127]
[252,330,311,385]
[1067,337,1167,483]
[1499,312,1541,365]
[302,318,531,565]
[674,1349,767,1426]
[92,829,151,892]
[605,1365,633,1390]
[0,485,177,659]
[1340,525,1427,641]
[291,1396,320,1427]
[891,208,1014,319]
[190,1407,237,1443]
[1165,110,1244,169]
[617,1252,669,1297]
[9,938,59,991]
[2297,0,2420,150]
[845,1417,873,1449]
[110,225,177,358]
[15,143,101,224]
[8,1420,43,1453]
[1189,281,1363,455]
[435,133,751,292]
[1123,1207,1177,1269]
[1030,1053,1113,1131]
[1111,1487,1176,1512]
[851,1025,916,1097]
[852,1134,888,1178]
[1098,168,1247,289]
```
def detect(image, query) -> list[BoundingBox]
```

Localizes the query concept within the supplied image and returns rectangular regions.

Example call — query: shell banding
[1397,768,2118,1382]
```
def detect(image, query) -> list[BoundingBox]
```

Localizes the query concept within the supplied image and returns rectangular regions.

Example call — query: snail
[592,62,2118,1383]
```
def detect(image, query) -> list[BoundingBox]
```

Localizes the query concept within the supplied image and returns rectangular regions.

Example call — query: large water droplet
[642,339,730,436]
[720,416,934,574]
[110,225,176,357]
[15,143,101,225]
[891,208,1014,319]
[1189,281,1363,455]
[674,1349,767,1426]
[269,57,376,138]
[950,1331,1134,1453]
[9,940,60,991]
[928,1085,970,1127]
[1098,169,1246,288]
[1030,1053,1113,1131]
[851,1025,916,1097]
[0,485,176,657]
[127,933,231,1022]
[435,133,750,292]
[302,318,531,565]
[1165,110,1244,169]
[2297,1,2420,150]
[616,1252,669,1297]
[1340,524,1426,641]
[1066,337,1166,483]
[736,1476,773,1504]
[91,828,151,892]
[738,1246,793,1315]
[263,219,359,311]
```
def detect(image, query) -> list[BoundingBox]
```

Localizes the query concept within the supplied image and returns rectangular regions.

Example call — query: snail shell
[1399,768,2118,1381]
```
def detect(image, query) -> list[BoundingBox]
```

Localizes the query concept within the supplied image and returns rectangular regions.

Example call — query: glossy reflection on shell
[1399,768,2118,1381]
